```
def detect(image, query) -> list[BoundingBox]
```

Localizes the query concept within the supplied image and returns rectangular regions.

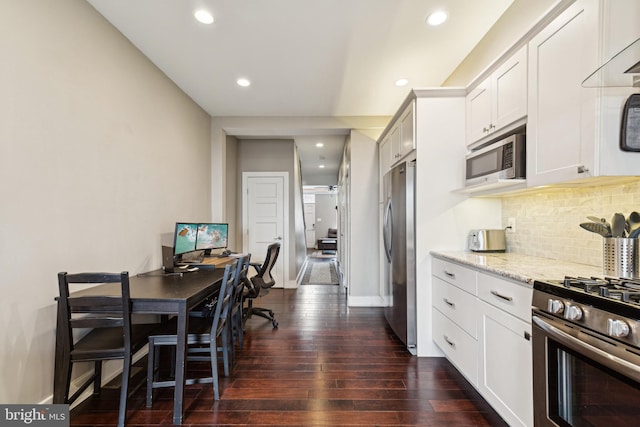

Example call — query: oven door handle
[533,315,640,382]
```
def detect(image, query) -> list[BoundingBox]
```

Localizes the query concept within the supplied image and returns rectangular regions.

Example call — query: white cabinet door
[478,300,533,427]
[379,134,392,176]
[398,101,415,159]
[379,135,391,203]
[389,124,401,163]
[526,0,599,187]
[493,46,527,132]
[466,46,527,145]
[466,80,492,143]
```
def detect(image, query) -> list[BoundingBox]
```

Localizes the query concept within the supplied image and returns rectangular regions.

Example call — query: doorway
[242,172,288,287]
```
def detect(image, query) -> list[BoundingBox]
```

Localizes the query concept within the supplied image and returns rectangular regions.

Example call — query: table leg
[172,304,188,425]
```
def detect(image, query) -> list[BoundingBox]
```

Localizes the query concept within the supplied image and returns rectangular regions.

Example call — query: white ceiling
[86,0,514,185]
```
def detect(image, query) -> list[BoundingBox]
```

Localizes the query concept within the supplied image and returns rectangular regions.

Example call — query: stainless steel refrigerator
[382,156,417,353]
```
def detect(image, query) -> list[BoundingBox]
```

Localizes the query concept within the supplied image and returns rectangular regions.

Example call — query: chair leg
[210,341,220,400]
[234,310,244,349]
[61,359,72,403]
[117,355,132,427]
[146,339,155,408]
[93,361,102,395]
[221,326,230,377]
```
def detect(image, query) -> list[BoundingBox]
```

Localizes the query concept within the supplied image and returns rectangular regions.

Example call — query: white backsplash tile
[502,179,640,268]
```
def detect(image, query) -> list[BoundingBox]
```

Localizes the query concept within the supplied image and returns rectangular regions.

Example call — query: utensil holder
[603,237,639,279]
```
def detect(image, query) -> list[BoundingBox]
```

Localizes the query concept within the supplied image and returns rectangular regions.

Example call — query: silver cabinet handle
[490,290,513,302]
[443,298,455,308]
[443,335,456,348]
[444,270,455,279]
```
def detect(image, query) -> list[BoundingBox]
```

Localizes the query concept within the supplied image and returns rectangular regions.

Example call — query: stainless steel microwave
[465,133,525,187]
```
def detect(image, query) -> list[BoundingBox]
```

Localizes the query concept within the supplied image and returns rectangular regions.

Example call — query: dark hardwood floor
[69,268,508,426]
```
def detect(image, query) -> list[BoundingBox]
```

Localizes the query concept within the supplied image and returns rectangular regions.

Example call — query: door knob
[275,236,283,240]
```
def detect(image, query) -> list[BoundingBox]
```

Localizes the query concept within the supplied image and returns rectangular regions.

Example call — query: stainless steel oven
[532,277,640,427]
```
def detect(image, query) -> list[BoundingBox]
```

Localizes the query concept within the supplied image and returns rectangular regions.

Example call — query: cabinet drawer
[433,277,477,338]
[432,258,477,295]
[433,308,477,386]
[477,272,532,322]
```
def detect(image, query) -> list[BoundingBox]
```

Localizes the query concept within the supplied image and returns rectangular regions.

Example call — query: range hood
[582,37,640,88]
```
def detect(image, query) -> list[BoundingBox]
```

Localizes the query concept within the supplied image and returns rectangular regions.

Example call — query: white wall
[314,194,338,239]
[346,131,380,301]
[237,139,296,282]
[0,0,211,404]
[413,94,502,356]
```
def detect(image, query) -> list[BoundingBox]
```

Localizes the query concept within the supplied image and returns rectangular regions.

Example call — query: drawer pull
[443,335,456,348]
[443,298,455,308]
[444,270,456,279]
[491,290,513,302]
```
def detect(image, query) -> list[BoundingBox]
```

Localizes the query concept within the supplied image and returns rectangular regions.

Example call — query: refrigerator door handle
[383,198,392,262]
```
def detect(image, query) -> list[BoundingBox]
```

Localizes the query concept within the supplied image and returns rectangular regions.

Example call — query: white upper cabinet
[378,100,416,182]
[389,101,415,163]
[397,103,415,160]
[527,0,640,188]
[466,46,528,146]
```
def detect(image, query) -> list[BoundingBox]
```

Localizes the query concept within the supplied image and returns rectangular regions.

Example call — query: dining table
[53,257,235,425]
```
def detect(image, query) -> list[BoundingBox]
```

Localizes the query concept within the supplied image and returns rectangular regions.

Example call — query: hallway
[69,284,507,426]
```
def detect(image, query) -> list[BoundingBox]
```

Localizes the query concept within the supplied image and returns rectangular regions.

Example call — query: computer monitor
[195,223,229,255]
[173,223,198,256]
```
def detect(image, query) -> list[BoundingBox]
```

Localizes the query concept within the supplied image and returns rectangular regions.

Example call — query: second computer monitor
[195,223,228,255]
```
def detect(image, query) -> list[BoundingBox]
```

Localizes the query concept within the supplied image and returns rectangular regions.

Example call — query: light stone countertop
[430,251,603,286]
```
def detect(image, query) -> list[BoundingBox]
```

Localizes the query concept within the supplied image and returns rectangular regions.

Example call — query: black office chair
[56,271,158,427]
[146,263,237,404]
[244,242,280,328]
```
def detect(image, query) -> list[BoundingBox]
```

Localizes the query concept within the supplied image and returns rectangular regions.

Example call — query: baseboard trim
[347,296,385,307]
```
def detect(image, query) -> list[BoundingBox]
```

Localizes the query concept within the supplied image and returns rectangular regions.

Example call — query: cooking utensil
[580,222,612,237]
[587,216,609,226]
[629,211,640,233]
[630,228,640,239]
[612,213,627,238]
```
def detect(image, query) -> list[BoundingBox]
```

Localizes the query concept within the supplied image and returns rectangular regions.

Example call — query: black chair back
[252,243,280,289]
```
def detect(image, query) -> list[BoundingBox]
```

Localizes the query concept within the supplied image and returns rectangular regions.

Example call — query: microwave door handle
[533,316,640,383]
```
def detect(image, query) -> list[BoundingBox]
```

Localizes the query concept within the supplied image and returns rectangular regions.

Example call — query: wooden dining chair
[230,254,250,351]
[57,271,158,427]
[146,262,237,404]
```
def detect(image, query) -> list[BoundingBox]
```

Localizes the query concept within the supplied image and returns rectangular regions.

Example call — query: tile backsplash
[502,179,640,268]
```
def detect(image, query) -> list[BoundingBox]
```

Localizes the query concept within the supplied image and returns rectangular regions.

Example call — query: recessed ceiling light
[194,10,214,24]
[395,78,409,87]
[236,78,251,87]
[315,142,324,147]
[426,10,448,26]
[319,165,325,169]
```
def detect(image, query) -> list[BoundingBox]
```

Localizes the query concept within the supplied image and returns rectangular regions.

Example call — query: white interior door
[304,203,316,248]
[243,172,287,286]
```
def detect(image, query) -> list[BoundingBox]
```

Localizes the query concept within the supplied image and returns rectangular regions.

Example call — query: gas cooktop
[533,276,640,347]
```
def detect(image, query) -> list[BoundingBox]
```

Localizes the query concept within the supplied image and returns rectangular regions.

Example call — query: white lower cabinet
[433,308,478,385]
[478,299,533,427]
[432,258,533,427]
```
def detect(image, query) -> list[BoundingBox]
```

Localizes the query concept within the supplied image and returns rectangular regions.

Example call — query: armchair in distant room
[317,227,338,253]
[243,242,280,329]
